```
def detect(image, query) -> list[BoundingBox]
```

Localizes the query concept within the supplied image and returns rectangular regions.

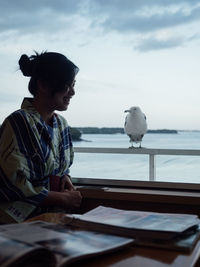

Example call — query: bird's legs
[139,141,146,149]
[128,140,144,149]
[129,140,135,149]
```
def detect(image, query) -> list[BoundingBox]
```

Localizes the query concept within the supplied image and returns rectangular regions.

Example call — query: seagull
[124,106,147,148]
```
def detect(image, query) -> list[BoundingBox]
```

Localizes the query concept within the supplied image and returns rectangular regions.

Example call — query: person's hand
[40,190,82,210]
[60,174,75,192]
[60,189,82,209]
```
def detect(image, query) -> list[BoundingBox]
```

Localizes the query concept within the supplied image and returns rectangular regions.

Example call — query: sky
[0,0,200,130]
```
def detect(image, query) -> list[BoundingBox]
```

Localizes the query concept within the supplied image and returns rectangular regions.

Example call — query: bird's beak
[124,110,130,113]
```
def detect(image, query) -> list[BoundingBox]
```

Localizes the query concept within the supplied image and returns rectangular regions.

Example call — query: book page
[0,236,33,266]
[0,235,56,267]
[0,221,134,266]
[0,221,65,243]
[35,224,134,266]
[75,206,199,233]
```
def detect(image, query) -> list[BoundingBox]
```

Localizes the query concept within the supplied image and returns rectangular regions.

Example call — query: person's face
[50,80,76,111]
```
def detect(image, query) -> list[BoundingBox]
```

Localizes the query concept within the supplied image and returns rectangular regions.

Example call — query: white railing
[73,147,200,181]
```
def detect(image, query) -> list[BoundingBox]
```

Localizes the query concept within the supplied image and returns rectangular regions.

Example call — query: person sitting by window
[0,51,82,223]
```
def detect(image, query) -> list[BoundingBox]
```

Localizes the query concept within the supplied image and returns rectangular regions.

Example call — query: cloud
[134,35,185,52]
[0,0,200,52]
[0,0,81,33]
[87,0,200,32]
[134,30,200,52]
[1,1,200,34]
[84,0,200,51]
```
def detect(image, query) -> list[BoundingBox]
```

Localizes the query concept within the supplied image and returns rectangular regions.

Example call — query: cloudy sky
[0,0,200,130]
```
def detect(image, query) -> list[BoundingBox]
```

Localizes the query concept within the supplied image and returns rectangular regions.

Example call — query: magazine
[0,220,134,267]
[0,235,56,267]
[135,224,200,252]
[62,206,200,251]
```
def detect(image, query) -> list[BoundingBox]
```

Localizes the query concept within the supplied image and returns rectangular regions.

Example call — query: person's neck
[33,97,54,126]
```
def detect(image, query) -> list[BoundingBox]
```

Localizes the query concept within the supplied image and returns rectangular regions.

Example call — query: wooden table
[79,242,200,267]
[27,213,200,267]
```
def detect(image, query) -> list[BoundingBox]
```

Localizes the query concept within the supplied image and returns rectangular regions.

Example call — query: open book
[62,206,200,251]
[0,235,56,267]
[0,220,134,267]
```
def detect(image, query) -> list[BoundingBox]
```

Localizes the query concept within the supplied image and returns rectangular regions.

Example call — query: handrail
[73,147,200,181]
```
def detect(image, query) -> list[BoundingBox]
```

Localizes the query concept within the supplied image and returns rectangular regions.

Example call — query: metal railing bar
[74,147,200,156]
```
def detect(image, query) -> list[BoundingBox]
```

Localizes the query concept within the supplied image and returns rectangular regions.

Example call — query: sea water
[70,132,200,183]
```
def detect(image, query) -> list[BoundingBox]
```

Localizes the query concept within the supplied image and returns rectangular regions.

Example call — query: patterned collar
[21,97,58,130]
[21,97,37,113]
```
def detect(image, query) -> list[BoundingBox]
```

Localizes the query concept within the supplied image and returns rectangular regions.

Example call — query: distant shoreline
[70,128,200,141]
[75,127,178,135]
[70,127,180,141]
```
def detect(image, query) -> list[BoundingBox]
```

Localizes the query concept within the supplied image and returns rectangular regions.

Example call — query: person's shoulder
[1,109,23,123]
[0,109,26,135]
[6,109,27,122]
[1,109,31,133]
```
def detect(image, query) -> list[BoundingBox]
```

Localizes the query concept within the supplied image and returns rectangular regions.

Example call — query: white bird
[124,106,147,148]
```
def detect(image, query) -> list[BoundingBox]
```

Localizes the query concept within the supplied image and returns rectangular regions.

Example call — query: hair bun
[18,54,32,77]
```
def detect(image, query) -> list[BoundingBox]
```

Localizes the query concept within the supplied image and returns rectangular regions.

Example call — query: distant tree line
[70,127,178,141]
[147,129,177,134]
[0,124,177,142]
[76,127,177,134]
[77,127,124,134]
[69,127,82,141]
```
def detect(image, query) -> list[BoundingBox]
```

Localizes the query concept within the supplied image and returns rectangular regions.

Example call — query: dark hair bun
[18,54,32,77]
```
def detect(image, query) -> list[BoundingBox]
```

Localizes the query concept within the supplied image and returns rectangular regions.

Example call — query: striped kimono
[0,98,74,223]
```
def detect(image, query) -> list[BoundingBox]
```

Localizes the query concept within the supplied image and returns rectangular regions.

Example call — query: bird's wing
[124,116,128,127]
[143,113,147,120]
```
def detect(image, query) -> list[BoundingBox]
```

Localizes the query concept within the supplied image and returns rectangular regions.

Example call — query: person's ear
[37,80,48,94]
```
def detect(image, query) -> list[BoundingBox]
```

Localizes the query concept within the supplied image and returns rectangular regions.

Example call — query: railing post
[149,154,156,181]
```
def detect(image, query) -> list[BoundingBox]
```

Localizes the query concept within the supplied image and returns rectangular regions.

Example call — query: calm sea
[70,132,200,183]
